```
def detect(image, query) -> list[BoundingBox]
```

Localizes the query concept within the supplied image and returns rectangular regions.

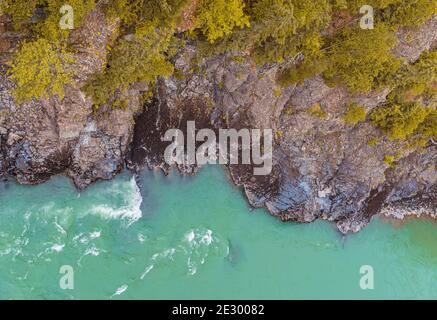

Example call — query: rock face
[0,11,144,189]
[129,18,437,234]
[0,11,436,233]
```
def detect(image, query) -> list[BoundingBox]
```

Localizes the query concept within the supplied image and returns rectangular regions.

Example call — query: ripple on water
[2,167,437,299]
[140,227,229,278]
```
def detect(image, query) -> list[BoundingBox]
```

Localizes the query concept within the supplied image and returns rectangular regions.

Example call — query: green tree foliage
[306,103,327,119]
[247,0,331,43]
[346,0,400,11]
[383,154,395,165]
[342,0,437,30]
[82,0,191,108]
[3,0,188,106]
[416,109,437,139]
[104,0,189,29]
[343,103,367,125]
[387,49,437,104]
[323,25,400,93]
[278,0,435,89]
[370,102,431,140]
[249,0,331,63]
[34,0,96,42]
[346,0,436,29]
[0,0,96,36]
[278,56,326,86]
[369,49,436,143]
[380,0,437,29]
[8,38,74,103]
[84,25,175,108]
[3,0,96,103]
[195,0,249,43]
[0,0,43,29]
[3,0,436,113]
[199,0,331,63]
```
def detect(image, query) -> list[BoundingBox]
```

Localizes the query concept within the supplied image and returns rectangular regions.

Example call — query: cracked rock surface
[1,11,436,233]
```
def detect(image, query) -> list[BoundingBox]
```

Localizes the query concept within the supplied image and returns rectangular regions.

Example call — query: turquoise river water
[0,166,437,299]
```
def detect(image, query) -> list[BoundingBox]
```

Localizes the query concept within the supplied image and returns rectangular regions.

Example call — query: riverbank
[1,10,436,234]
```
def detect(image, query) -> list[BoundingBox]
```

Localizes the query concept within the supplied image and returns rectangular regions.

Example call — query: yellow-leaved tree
[195,0,250,43]
[8,38,74,103]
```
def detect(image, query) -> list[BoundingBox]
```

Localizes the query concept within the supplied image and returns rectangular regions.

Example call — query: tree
[84,25,175,108]
[344,104,367,125]
[199,0,331,64]
[34,0,96,42]
[387,49,437,103]
[306,103,327,119]
[416,109,437,140]
[278,56,327,86]
[1,0,96,39]
[380,0,437,29]
[0,0,42,29]
[104,0,189,29]
[322,25,400,93]
[195,0,249,43]
[8,38,74,103]
[370,102,431,140]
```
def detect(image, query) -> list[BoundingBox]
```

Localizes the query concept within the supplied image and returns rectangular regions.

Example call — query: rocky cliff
[0,11,436,233]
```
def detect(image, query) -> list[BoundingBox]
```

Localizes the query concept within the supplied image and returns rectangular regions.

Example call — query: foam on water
[51,244,64,253]
[139,228,228,278]
[184,228,217,275]
[111,285,128,298]
[88,176,143,225]
[140,265,154,280]
[2,167,437,299]
[89,231,101,239]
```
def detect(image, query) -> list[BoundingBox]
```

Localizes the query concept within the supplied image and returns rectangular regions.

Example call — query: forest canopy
[0,0,436,143]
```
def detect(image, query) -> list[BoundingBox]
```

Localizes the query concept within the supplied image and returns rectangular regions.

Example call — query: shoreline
[1,164,437,236]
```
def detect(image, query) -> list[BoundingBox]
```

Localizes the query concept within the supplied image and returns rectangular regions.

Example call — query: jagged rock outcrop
[130,17,437,233]
[0,10,144,189]
[0,10,436,233]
